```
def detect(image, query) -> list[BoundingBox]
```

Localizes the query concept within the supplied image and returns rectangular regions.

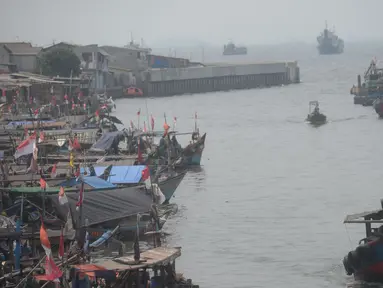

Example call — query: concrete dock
[145,61,300,97]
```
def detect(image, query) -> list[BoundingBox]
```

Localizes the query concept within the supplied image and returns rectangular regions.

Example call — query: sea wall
[145,61,300,97]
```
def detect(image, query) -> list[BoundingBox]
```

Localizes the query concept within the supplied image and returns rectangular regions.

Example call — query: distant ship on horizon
[317,21,344,55]
[223,41,247,56]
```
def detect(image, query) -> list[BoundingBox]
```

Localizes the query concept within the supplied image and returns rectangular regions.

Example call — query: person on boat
[313,103,320,115]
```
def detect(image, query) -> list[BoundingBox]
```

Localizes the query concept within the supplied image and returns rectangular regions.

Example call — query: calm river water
[113,43,383,288]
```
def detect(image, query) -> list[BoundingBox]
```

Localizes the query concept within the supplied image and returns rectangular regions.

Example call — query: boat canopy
[90,131,124,152]
[344,208,383,224]
[58,176,116,189]
[49,186,153,227]
[81,165,145,184]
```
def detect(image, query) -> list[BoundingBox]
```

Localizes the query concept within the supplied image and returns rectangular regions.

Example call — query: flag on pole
[40,222,63,281]
[50,163,57,179]
[58,186,68,205]
[137,108,141,116]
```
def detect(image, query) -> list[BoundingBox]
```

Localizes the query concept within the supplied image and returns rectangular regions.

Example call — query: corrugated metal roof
[0,42,41,55]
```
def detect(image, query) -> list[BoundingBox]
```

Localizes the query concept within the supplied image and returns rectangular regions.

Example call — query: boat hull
[343,239,383,283]
[158,172,186,202]
[306,113,327,125]
[180,133,206,166]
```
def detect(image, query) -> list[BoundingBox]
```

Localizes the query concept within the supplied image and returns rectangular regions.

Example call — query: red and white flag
[14,133,36,159]
[143,121,147,132]
[50,163,57,179]
[40,223,63,281]
[58,186,68,205]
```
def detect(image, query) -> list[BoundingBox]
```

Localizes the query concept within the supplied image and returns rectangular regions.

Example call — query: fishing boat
[124,86,144,98]
[306,101,327,125]
[343,200,383,283]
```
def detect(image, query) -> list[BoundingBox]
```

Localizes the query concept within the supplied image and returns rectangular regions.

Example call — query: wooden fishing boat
[343,200,383,283]
[306,101,327,125]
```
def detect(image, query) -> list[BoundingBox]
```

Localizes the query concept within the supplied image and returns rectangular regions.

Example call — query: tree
[38,48,81,77]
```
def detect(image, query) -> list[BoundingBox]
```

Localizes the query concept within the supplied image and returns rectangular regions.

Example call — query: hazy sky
[2,0,383,48]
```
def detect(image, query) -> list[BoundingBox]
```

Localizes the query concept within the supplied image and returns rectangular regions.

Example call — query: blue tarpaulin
[80,165,145,184]
[59,176,116,189]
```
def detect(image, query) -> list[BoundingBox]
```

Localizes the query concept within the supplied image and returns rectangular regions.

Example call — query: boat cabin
[343,199,383,239]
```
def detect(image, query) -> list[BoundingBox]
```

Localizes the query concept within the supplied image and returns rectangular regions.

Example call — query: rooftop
[0,42,42,55]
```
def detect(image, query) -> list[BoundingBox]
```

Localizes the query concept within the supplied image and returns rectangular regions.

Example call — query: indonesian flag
[14,133,36,159]
[151,114,155,131]
[40,223,63,281]
[58,186,68,205]
[50,163,57,179]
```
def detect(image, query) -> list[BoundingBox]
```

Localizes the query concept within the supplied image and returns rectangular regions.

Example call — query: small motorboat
[306,101,327,125]
[125,86,143,98]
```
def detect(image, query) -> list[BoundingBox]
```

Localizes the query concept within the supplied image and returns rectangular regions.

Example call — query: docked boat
[306,101,327,125]
[352,59,383,104]
[124,86,144,98]
[343,200,383,283]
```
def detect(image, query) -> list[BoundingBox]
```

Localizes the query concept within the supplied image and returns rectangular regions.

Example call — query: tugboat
[317,21,344,55]
[223,41,247,56]
[343,200,383,283]
[306,101,327,125]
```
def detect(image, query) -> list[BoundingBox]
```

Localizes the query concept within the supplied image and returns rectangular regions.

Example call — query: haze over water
[113,43,383,288]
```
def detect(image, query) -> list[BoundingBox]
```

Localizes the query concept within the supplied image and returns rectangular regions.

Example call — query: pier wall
[146,61,300,97]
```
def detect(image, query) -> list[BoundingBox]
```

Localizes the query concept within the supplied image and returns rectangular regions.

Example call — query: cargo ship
[317,22,344,55]
[223,41,247,56]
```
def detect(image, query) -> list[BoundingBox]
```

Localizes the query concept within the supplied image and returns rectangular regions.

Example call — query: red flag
[72,138,81,150]
[40,178,47,190]
[163,122,170,137]
[34,108,39,115]
[141,166,150,181]
[95,109,99,117]
[137,109,141,116]
[151,114,155,131]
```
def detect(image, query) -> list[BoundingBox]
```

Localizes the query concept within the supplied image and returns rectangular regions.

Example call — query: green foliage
[38,48,81,77]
